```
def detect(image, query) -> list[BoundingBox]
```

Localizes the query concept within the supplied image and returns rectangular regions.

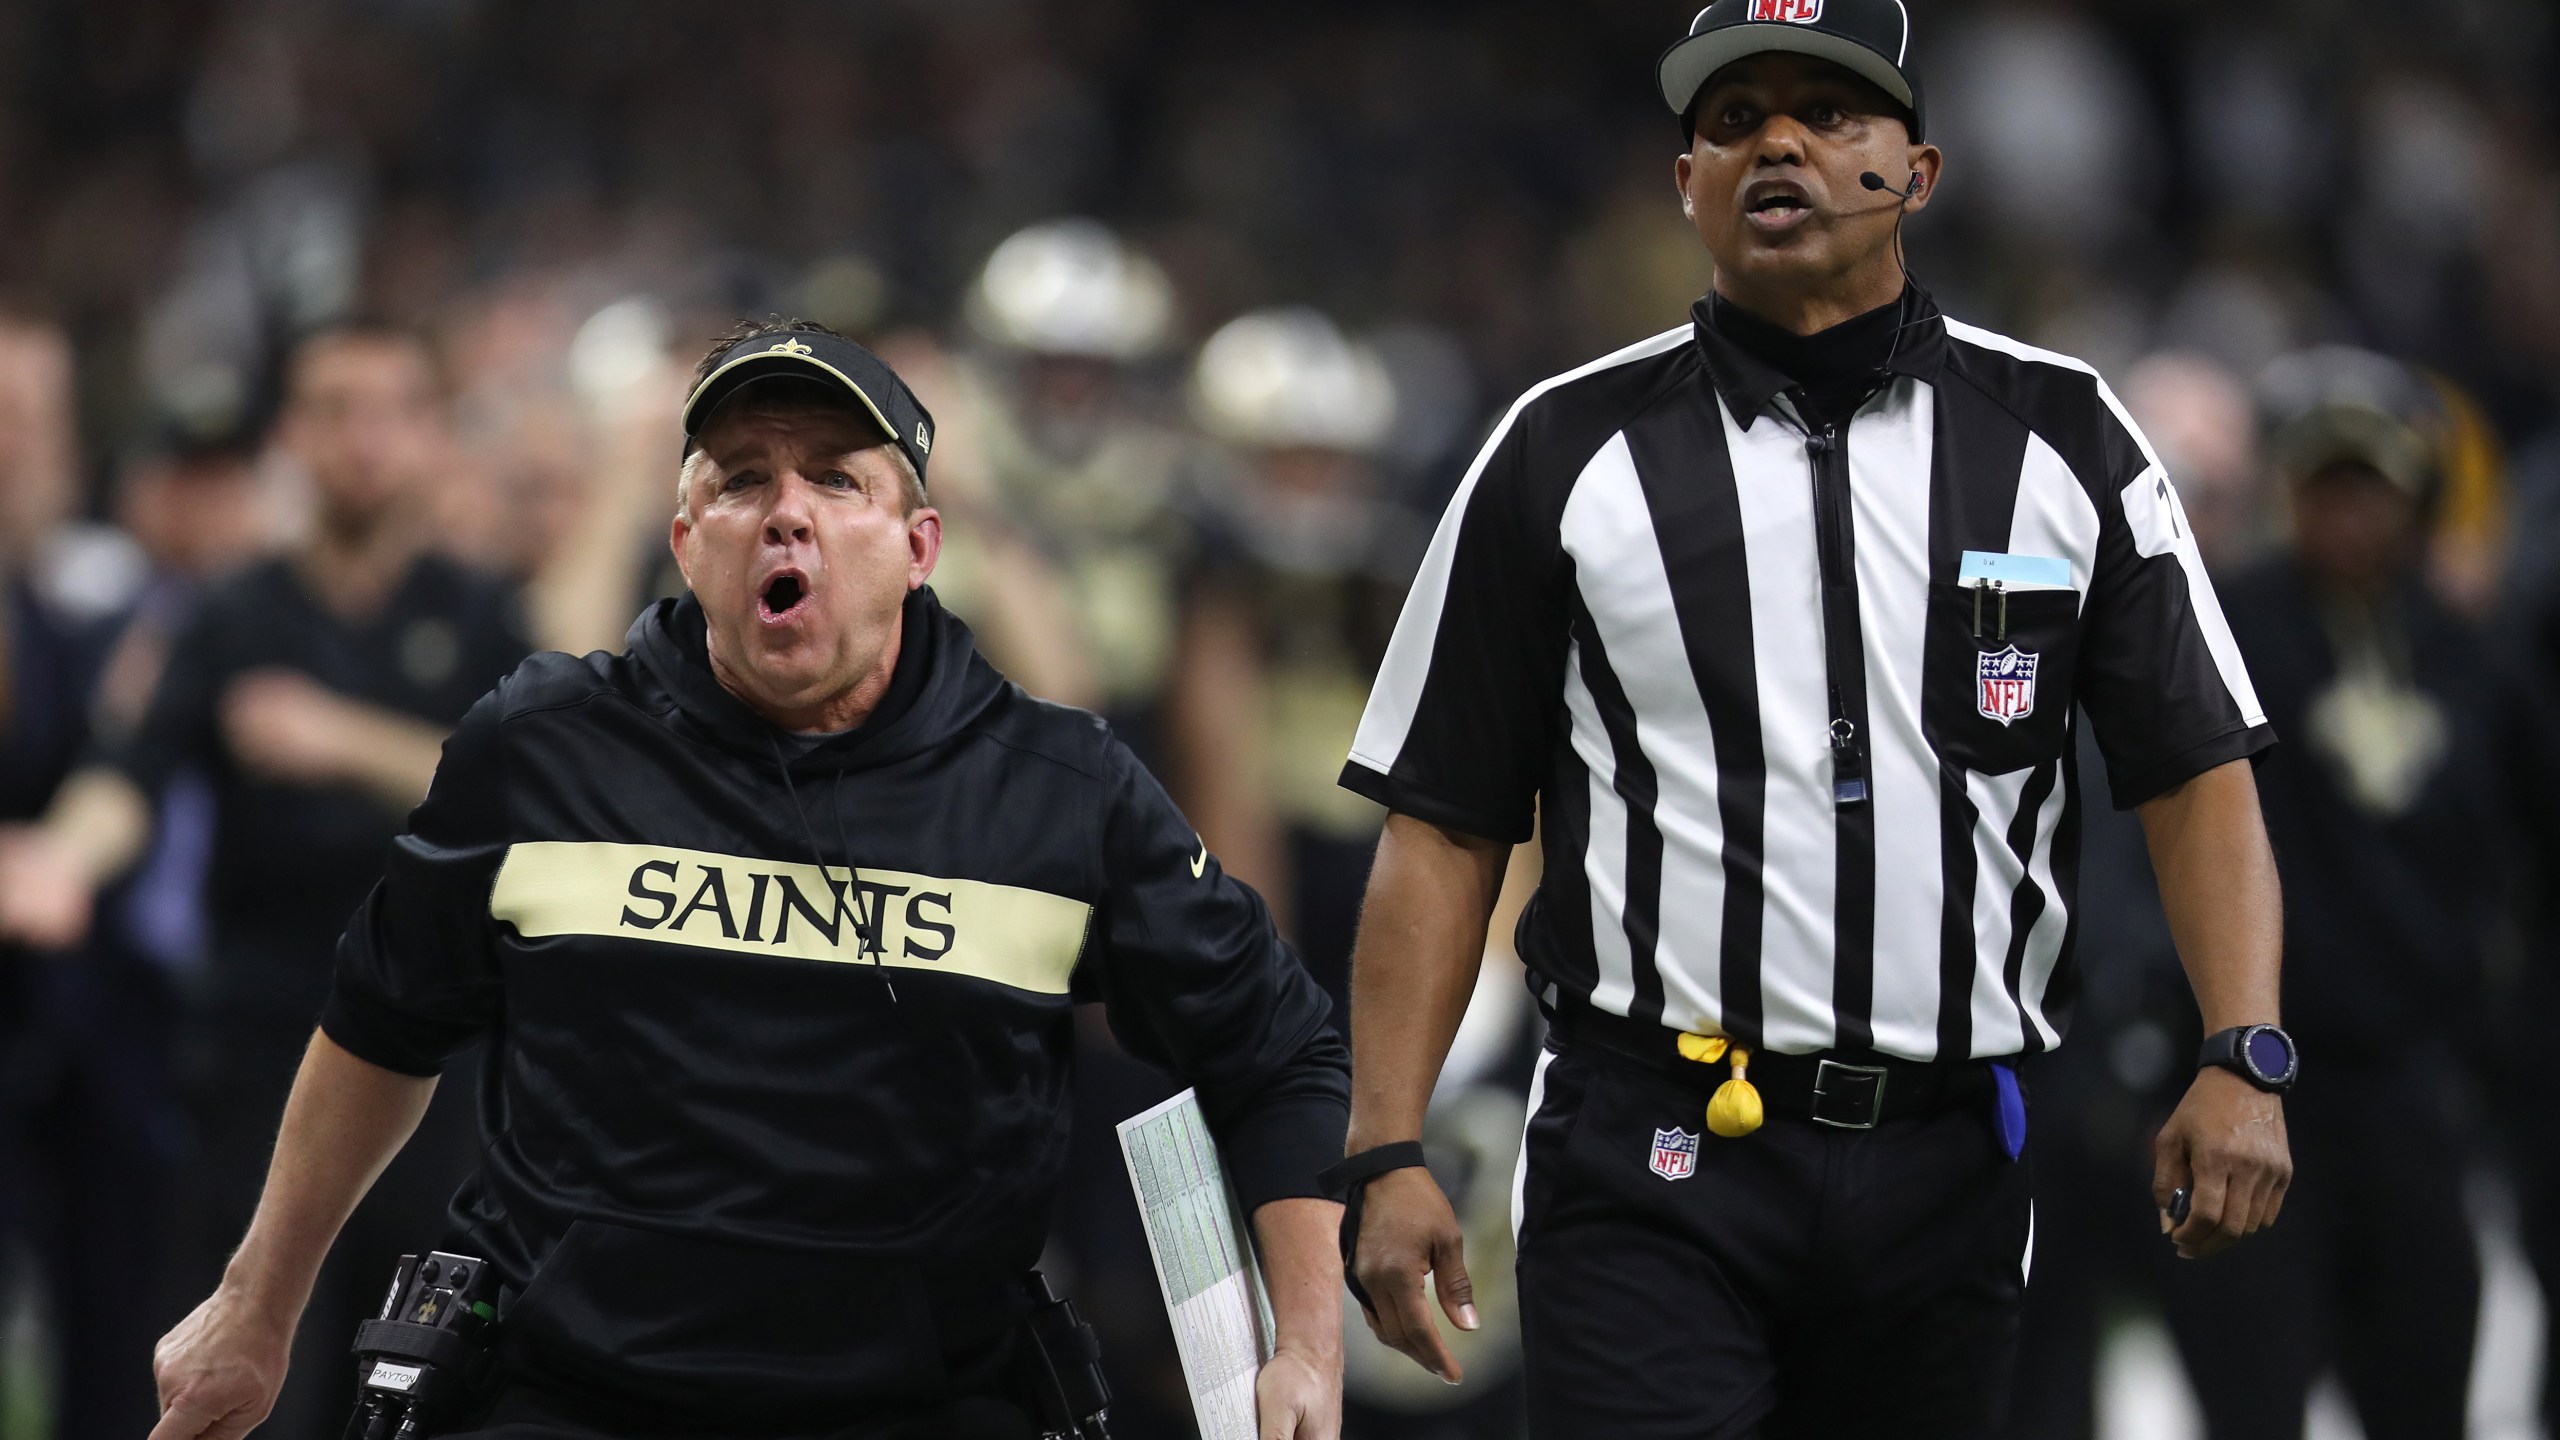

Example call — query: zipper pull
[1830,718,1869,805]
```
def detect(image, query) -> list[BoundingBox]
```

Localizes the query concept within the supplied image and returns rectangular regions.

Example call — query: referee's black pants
[1516,1043,2031,1439]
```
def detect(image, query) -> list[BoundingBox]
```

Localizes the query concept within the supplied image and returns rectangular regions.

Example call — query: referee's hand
[1349,1166,1480,1382]
[2151,1066,2292,1260]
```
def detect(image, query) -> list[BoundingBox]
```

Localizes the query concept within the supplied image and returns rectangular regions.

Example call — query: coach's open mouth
[759,570,809,621]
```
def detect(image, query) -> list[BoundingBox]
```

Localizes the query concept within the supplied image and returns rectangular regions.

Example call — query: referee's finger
[2258,1168,2291,1229]
[1430,1232,1480,1334]
[1367,1253,1459,1383]
[2172,1165,2232,1256]
[2149,1135,2191,1227]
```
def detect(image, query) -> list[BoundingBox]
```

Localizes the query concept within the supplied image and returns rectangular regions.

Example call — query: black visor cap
[680,328,937,488]
[1660,0,1923,141]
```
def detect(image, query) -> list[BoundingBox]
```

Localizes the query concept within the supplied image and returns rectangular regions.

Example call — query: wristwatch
[2197,1024,2299,1093]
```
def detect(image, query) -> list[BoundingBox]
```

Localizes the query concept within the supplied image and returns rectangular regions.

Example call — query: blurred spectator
[2495,424,2560,1439]
[0,322,528,1438]
[0,313,167,1439]
[2160,347,2556,1440]
[2119,352,2268,572]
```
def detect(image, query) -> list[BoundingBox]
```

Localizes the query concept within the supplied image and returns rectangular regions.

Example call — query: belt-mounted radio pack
[342,1251,501,1440]
[1019,1270,1116,1439]
[336,1255,1112,1440]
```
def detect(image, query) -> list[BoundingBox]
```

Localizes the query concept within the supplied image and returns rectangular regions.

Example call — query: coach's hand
[150,1282,293,1440]
[1350,1166,1480,1383]
[1256,1338,1342,1440]
[2152,1065,2291,1260]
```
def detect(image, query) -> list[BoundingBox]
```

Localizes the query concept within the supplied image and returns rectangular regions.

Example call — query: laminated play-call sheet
[1117,1089,1274,1440]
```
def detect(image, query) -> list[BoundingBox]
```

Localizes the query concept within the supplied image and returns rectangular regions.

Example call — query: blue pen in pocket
[1989,1063,2027,1161]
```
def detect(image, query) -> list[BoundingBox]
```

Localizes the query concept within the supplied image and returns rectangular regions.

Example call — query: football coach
[148,320,1348,1440]
[1323,3,2295,1436]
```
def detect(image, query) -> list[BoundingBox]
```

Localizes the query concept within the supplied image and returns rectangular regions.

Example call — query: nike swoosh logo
[1190,839,1209,879]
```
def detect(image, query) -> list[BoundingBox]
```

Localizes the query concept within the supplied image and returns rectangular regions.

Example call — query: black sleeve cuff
[1196,1021,1352,1212]
[2109,721,2278,810]
[318,980,470,1079]
[1216,1089,1353,1213]
[1337,760,1530,846]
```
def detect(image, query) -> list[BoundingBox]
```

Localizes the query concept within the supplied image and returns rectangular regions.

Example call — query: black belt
[1543,998,1993,1130]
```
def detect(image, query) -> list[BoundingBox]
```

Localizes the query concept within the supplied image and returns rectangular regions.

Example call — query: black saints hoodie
[321,588,1348,1426]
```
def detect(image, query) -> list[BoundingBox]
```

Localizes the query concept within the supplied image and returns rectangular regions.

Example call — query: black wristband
[1316,1141,1427,1201]
[1317,1142,1427,1319]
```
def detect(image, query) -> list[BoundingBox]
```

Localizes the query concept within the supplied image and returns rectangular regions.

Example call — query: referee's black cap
[1659,0,1924,141]
[681,326,937,488]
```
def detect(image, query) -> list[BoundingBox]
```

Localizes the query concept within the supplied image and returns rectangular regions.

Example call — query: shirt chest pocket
[1922,580,2082,775]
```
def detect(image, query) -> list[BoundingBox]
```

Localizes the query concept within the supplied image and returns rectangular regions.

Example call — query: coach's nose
[764,472,817,545]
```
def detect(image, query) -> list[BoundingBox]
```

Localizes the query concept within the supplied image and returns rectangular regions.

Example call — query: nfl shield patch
[1648,1127,1700,1182]
[1748,0,1824,22]
[1977,646,2040,726]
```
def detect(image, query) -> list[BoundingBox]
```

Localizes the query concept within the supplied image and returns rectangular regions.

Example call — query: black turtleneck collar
[1690,286,1945,432]
[627,585,1005,772]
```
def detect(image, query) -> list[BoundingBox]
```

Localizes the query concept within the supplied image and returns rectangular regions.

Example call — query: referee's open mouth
[1741,179,1818,234]
[757,567,812,625]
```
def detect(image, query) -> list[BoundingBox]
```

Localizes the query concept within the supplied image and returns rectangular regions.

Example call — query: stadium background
[1,0,2556,1437]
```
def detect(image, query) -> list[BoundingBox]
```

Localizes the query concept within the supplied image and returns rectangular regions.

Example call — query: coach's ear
[904,507,941,592]
[670,462,701,589]
[669,509,695,589]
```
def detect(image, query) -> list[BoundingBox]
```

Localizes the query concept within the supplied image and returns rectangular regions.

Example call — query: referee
[1323,4,2295,1434]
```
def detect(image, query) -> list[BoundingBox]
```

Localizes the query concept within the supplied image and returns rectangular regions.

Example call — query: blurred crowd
[0,0,2556,1437]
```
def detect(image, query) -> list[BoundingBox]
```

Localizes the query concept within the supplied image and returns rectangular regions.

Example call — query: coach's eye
[820,470,856,491]
[1721,103,1757,130]
[723,470,763,493]
[1808,101,1843,127]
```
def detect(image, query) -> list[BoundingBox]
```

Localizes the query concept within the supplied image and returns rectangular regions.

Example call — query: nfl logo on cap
[1649,1127,1700,1181]
[1747,0,1824,22]
[1976,646,2040,726]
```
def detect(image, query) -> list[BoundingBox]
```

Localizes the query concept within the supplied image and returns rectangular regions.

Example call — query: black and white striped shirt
[1340,294,2272,1063]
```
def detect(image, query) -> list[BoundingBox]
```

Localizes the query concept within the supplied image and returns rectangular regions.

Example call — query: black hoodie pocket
[503,1219,953,1421]
[1923,582,2081,775]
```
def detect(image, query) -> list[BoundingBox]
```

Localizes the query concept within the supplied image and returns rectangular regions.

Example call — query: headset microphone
[1851,169,1931,384]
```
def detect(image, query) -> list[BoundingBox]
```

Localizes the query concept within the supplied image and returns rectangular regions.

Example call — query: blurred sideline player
[916,220,1219,1440]
[928,218,1197,760]
[1172,308,1427,985]
[0,320,530,1438]
[2162,348,2559,1440]
[1172,307,1536,1439]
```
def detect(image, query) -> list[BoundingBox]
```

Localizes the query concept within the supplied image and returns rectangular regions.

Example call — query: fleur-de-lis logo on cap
[768,338,814,356]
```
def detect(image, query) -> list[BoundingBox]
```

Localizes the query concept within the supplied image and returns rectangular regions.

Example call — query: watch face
[2244,1028,2294,1083]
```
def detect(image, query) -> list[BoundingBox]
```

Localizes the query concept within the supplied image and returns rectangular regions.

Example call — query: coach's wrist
[216,1251,316,1337]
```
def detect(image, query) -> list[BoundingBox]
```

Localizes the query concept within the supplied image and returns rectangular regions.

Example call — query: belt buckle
[1810,1059,1889,1129]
